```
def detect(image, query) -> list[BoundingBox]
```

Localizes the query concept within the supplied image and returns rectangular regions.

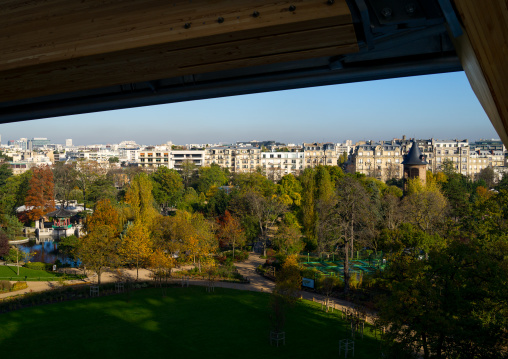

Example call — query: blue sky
[0,71,498,146]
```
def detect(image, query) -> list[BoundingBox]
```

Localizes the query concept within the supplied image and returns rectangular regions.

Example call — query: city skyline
[0,71,499,146]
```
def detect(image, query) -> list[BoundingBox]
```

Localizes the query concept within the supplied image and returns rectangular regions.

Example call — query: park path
[0,253,377,323]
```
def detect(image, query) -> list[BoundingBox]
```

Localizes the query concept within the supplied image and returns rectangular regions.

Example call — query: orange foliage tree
[24,165,55,221]
[217,210,246,259]
[86,199,121,235]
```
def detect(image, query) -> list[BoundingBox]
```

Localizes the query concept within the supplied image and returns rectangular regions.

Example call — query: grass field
[0,286,382,358]
[0,265,82,281]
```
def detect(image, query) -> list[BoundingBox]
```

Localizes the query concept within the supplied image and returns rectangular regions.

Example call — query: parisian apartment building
[1,136,506,181]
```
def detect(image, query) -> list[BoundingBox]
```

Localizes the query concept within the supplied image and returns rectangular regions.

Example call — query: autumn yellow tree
[270,254,302,335]
[120,222,153,280]
[125,173,158,227]
[168,210,217,271]
[77,225,120,284]
[149,248,175,284]
[403,178,448,235]
[274,254,302,302]
[78,199,121,283]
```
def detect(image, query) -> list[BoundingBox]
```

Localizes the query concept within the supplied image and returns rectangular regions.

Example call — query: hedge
[24,262,49,271]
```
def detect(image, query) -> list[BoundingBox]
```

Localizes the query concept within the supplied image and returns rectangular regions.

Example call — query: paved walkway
[0,254,377,323]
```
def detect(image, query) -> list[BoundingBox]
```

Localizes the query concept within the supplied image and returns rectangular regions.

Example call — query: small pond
[15,238,79,267]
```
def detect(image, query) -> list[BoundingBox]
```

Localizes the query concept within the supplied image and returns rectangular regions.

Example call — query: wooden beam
[451,1,508,147]
[0,0,354,72]
[0,0,358,102]
[0,25,357,101]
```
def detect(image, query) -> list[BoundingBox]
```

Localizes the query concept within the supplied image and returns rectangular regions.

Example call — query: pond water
[16,239,79,267]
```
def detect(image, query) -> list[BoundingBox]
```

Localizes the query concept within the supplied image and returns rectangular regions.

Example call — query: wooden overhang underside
[0,0,358,102]
[1,0,506,148]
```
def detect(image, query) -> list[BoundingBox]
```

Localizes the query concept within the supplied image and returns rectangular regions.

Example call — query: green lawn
[0,286,383,358]
[0,265,82,281]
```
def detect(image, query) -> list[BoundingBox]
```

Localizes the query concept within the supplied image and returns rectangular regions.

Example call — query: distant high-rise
[30,137,50,148]
[65,139,73,147]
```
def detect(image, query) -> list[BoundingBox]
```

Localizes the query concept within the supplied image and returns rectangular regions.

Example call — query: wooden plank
[0,0,353,72]
[0,24,358,102]
[452,0,508,147]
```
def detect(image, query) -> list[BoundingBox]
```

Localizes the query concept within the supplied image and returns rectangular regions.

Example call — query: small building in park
[46,207,75,238]
[402,141,428,191]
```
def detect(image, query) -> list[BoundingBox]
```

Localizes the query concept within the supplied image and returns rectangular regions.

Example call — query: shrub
[11,281,28,291]
[0,280,12,291]
[221,250,249,262]
[24,262,48,271]
[316,276,343,293]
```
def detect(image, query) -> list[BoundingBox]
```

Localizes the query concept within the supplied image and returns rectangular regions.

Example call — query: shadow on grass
[0,286,383,359]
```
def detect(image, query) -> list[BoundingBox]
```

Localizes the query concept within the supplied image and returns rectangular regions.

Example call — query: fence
[300,251,387,281]
[300,250,385,263]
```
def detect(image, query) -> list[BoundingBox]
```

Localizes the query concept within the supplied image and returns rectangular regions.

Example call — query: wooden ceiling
[0,0,358,102]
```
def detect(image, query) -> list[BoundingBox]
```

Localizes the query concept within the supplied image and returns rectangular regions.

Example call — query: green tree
[337,151,348,168]
[87,176,117,204]
[317,175,372,293]
[299,168,317,243]
[180,159,197,188]
[196,164,228,194]
[0,214,23,240]
[0,163,13,187]
[242,191,287,256]
[125,173,158,227]
[315,166,334,204]
[378,239,508,358]
[403,178,448,235]
[52,162,77,208]
[108,156,120,163]
[441,158,456,177]
[75,160,107,211]
[151,167,184,209]
[232,172,275,197]
[0,171,32,215]
[273,213,303,256]
[0,231,9,257]
[58,235,79,261]
[276,174,302,207]
[477,166,496,188]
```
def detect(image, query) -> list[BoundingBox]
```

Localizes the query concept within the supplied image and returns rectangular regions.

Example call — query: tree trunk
[343,228,350,293]
[436,333,444,359]
[82,189,87,212]
[136,257,139,281]
[16,248,19,276]
[422,332,429,359]
[97,269,102,285]
[232,242,235,260]
[350,213,354,260]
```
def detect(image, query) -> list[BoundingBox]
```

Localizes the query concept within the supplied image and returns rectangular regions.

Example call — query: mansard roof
[402,141,428,165]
